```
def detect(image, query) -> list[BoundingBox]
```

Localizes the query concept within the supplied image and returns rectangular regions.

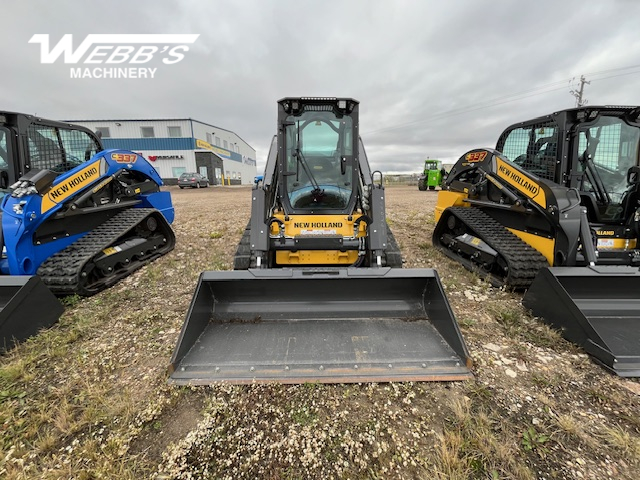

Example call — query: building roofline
[64,117,255,151]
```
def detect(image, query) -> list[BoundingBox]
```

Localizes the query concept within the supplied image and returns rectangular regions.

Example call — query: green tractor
[418,159,445,191]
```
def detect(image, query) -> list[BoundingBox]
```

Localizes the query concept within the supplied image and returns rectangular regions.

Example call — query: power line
[584,64,640,77]
[363,65,640,136]
[363,83,570,135]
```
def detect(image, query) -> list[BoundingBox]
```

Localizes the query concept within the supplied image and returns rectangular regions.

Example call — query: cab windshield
[284,110,354,210]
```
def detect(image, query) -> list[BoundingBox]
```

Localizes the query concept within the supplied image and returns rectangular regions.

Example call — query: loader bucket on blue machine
[523,266,640,377]
[0,276,65,352]
[169,268,472,384]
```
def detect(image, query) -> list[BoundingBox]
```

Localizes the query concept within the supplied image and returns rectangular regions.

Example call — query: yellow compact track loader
[169,97,472,384]
[433,106,640,376]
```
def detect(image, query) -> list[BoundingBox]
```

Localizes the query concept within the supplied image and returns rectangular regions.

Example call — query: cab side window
[0,128,8,168]
[498,122,557,181]
[500,127,530,163]
[0,128,10,189]
[28,124,100,173]
[28,124,63,171]
[59,128,100,164]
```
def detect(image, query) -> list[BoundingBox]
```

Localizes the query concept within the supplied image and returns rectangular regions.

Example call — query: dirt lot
[1,185,639,479]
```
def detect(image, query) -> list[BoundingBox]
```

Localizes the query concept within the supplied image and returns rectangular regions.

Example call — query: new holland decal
[293,222,343,228]
[496,158,547,208]
[41,159,103,213]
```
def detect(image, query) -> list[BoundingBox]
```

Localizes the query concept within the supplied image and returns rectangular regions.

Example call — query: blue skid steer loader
[0,112,175,350]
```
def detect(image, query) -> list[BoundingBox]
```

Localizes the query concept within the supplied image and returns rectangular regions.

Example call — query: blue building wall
[102,137,248,163]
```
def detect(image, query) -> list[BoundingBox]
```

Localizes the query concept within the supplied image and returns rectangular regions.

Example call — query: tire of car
[196,182,201,188]
[179,186,184,189]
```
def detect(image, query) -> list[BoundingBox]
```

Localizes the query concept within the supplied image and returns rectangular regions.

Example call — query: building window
[225,171,230,180]
[168,126,182,137]
[172,167,186,177]
[215,136,220,146]
[223,140,228,149]
[206,132,212,144]
[96,127,110,138]
[237,172,242,182]
[141,127,155,138]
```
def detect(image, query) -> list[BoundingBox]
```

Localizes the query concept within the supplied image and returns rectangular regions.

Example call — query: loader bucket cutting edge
[0,276,65,352]
[523,266,640,377]
[169,268,472,384]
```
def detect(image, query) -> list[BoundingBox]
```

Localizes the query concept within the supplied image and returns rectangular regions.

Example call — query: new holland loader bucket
[0,276,65,351]
[169,268,472,384]
[523,266,640,377]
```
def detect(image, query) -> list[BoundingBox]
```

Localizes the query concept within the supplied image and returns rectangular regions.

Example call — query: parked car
[178,172,209,189]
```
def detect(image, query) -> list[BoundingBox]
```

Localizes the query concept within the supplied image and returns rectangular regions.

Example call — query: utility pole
[570,75,590,107]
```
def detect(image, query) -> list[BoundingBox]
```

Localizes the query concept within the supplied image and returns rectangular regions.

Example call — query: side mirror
[627,166,640,185]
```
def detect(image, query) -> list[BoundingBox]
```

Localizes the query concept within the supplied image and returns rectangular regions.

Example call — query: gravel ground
[1,184,639,480]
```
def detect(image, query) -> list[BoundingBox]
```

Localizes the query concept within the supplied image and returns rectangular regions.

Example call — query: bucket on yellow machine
[0,276,64,352]
[523,266,640,377]
[168,268,472,384]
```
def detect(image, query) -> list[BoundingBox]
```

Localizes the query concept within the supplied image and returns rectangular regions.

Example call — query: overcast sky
[2,0,639,173]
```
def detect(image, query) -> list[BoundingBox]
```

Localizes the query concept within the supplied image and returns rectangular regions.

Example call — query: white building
[67,118,257,185]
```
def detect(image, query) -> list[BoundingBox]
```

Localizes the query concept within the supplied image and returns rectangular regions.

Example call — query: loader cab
[0,112,104,190]
[497,107,640,225]
[278,98,359,214]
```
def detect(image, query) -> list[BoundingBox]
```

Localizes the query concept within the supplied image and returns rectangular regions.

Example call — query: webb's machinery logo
[29,34,200,79]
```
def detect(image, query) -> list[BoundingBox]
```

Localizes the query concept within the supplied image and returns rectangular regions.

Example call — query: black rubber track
[38,208,174,296]
[433,207,548,288]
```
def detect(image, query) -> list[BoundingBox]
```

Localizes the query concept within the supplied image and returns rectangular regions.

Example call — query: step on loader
[169,97,472,384]
[433,106,640,376]
[0,112,175,349]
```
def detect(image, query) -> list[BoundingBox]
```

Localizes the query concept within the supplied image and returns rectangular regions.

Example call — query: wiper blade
[293,120,323,196]
[294,148,323,196]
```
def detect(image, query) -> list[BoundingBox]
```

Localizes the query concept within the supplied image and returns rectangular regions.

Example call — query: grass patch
[598,424,640,461]
[436,398,535,480]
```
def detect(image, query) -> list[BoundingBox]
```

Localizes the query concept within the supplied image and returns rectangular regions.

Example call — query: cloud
[2,0,640,174]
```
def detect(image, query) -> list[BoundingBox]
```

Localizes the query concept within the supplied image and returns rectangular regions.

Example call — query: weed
[530,372,554,388]
[290,407,318,426]
[60,294,82,307]
[209,231,223,239]
[465,381,493,401]
[494,307,521,329]
[521,426,550,456]
[417,242,432,251]
[0,386,27,401]
[458,316,477,329]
